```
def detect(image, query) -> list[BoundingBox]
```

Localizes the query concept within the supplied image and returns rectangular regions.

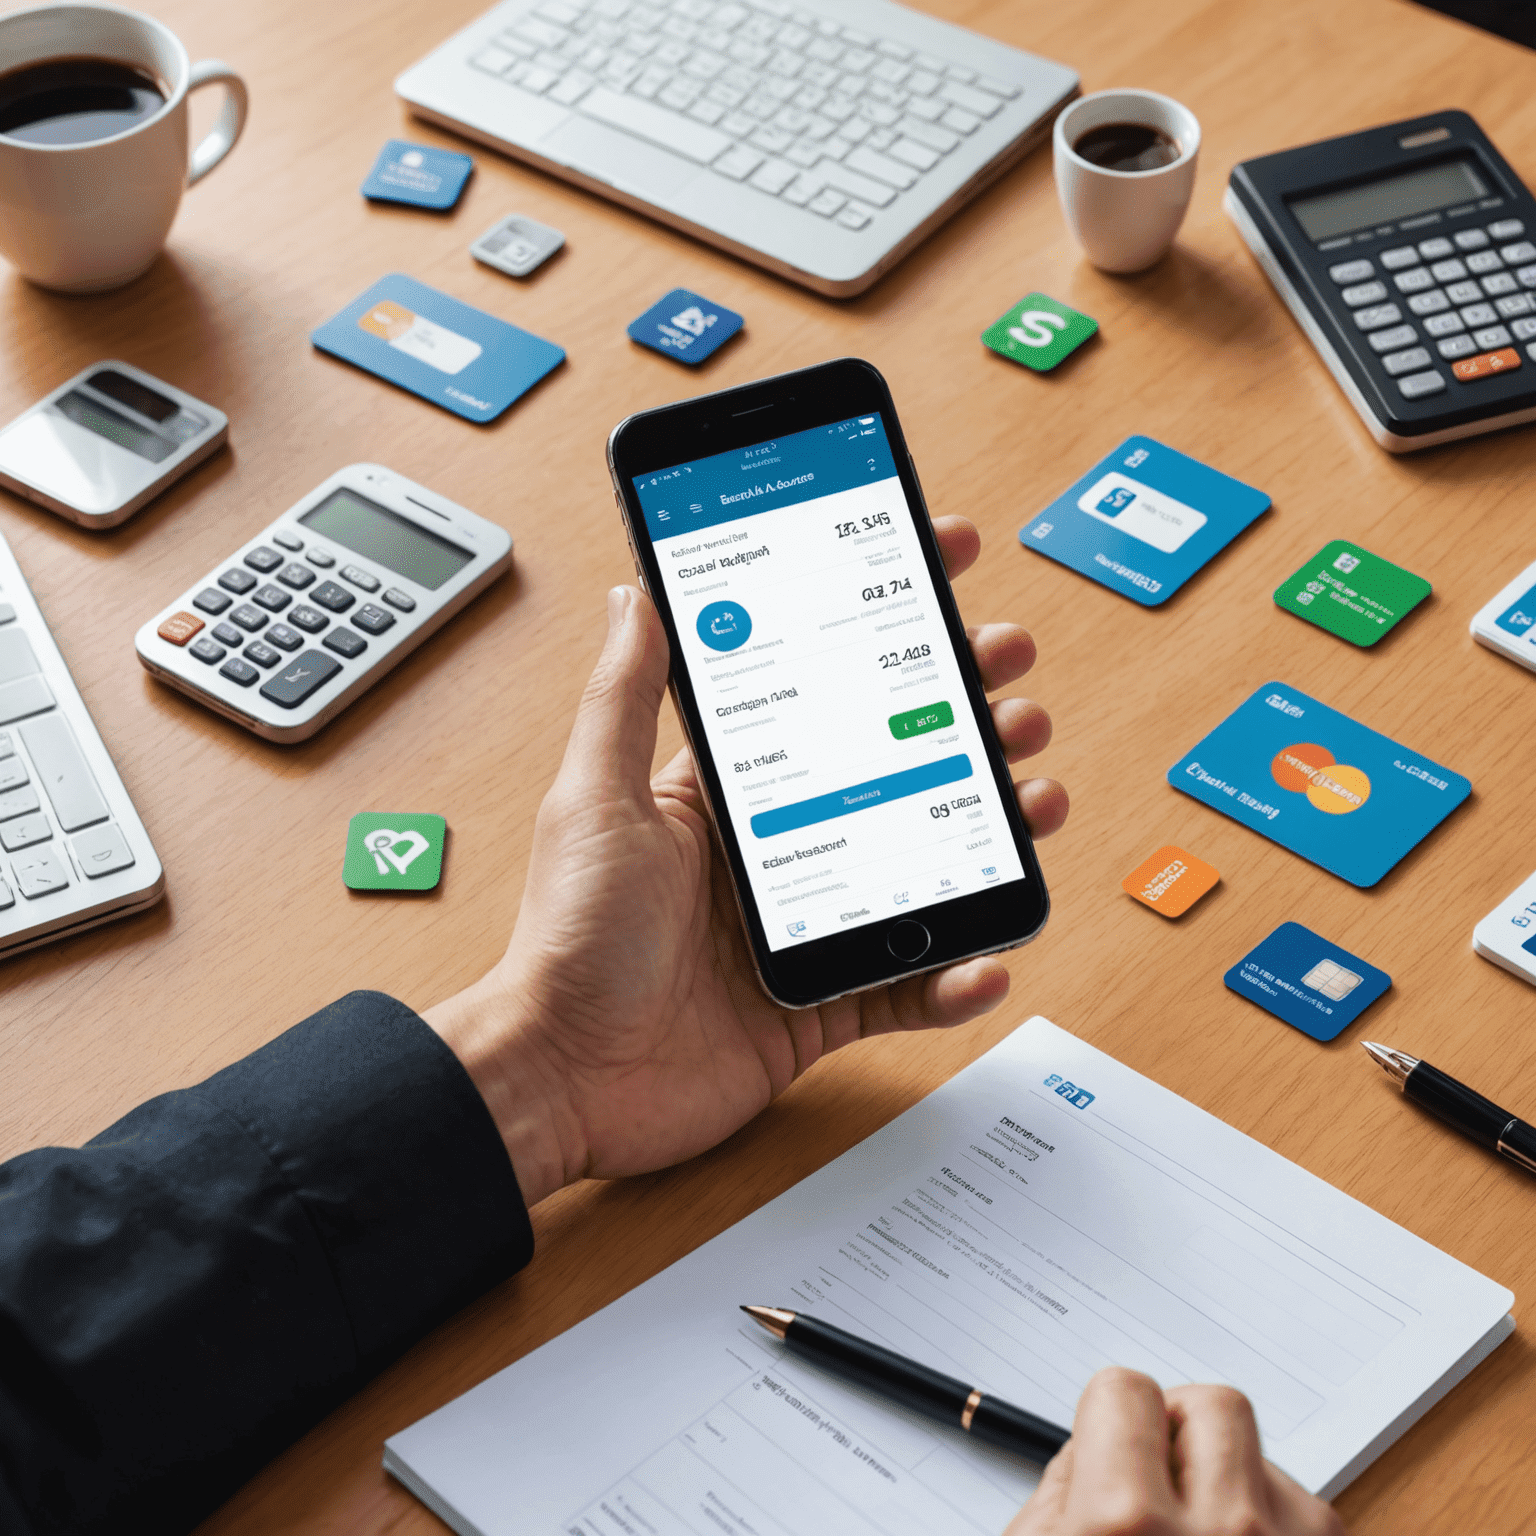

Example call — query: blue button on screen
[697,600,752,651]
[751,754,973,838]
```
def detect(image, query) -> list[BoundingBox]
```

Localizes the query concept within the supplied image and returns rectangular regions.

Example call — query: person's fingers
[558,587,671,800]
[1163,1384,1267,1526]
[1003,1441,1075,1535]
[992,696,1053,763]
[861,956,1012,1039]
[934,514,981,579]
[1017,777,1070,838]
[1261,1459,1349,1535]
[968,622,1038,691]
[1061,1368,1179,1530]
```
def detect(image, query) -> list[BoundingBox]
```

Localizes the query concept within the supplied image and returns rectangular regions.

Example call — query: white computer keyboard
[0,531,163,958]
[468,0,1022,228]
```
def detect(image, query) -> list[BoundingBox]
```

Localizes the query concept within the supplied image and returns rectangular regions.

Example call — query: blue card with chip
[311,274,564,424]
[1226,922,1391,1041]
[1020,436,1270,606]
[361,140,473,210]
[1169,681,1470,887]
[628,288,743,365]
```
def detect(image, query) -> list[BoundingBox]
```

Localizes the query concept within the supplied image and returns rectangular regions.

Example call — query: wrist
[422,972,581,1208]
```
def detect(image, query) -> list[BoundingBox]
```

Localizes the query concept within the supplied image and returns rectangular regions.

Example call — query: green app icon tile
[343,812,447,892]
[981,292,1098,373]
[1274,540,1431,647]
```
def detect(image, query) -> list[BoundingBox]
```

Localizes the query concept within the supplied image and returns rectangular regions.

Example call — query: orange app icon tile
[1123,845,1220,918]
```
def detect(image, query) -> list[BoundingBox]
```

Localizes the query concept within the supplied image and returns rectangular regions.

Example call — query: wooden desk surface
[3,0,1535,1527]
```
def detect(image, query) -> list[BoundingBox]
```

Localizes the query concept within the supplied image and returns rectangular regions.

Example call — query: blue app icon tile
[1226,922,1391,1041]
[628,288,743,365]
[361,140,474,210]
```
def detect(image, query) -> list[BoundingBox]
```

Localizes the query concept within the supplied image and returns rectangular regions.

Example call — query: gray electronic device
[471,212,566,275]
[396,0,1077,297]
[0,361,227,528]
[135,464,513,743]
[0,529,164,959]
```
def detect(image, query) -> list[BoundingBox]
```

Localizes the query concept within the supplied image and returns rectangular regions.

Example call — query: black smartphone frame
[607,357,1049,1009]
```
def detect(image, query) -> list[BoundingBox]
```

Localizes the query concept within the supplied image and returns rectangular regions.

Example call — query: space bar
[577,88,728,165]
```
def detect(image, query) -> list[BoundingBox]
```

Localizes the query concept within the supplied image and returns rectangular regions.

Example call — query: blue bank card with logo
[1020,436,1270,606]
[628,288,743,364]
[311,274,564,424]
[1169,682,1470,887]
[1226,922,1391,1041]
[361,140,473,209]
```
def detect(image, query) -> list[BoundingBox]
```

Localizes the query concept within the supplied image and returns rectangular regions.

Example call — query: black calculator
[1227,111,1536,452]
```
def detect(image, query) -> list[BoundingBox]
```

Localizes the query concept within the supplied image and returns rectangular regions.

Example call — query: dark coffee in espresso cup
[0,56,168,146]
[1071,121,1182,174]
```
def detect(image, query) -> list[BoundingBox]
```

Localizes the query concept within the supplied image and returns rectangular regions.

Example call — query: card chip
[1301,958,1363,1000]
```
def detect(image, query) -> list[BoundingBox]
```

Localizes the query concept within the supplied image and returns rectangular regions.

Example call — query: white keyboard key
[549,71,595,104]
[906,95,944,122]
[1398,370,1445,399]
[820,136,851,160]
[1381,346,1431,376]
[519,65,559,92]
[1,811,50,852]
[579,85,731,161]
[1352,302,1402,331]
[752,122,792,151]
[819,160,896,206]
[786,140,821,166]
[474,46,517,74]
[860,101,900,127]
[977,73,1020,97]
[781,175,817,205]
[871,58,910,85]
[1447,280,1481,304]
[0,784,39,821]
[72,821,135,878]
[1474,324,1513,349]
[845,144,917,189]
[18,715,108,831]
[1489,218,1525,240]
[939,80,1002,116]
[0,629,40,684]
[750,158,796,193]
[864,126,895,150]
[537,0,581,21]
[0,880,12,911]
[0,757,25,793]
[688,97,725,123]
[907,69,939,96]
[945,62,974,81]
[835,204,872,229]
[514,16,569,48]
[714,142,765,178]
[0,676,53,725]
[721,110,755,134]
[13,847,67,899]
[901,117,958,153]
[940,106,981,134]
[876,39,912,59]
[1502,241,1536,265]
[660,80,700,109]
[888,136,939,172]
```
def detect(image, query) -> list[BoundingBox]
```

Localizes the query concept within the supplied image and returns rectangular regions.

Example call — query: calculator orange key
[1452,347,1522,382]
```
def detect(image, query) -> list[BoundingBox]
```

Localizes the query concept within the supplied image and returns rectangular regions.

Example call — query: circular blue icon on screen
[697,600,752,651]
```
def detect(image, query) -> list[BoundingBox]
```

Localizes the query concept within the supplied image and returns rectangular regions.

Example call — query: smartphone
[608,358,1048,1009]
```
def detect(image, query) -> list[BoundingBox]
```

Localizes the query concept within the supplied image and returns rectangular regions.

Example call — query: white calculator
[135,465,513,743]
[1470,559,1536,673]
[0,530,163,958]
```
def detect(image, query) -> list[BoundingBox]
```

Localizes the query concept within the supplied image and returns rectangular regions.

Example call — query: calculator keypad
[310,581,355,613]
[218,568,257,595]
[211,622,243,648]
[252,584,291,612]
[322,627,367,659]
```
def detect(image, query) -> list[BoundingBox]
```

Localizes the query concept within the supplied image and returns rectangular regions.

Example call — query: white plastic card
[1470,560,1536,674]
[470,214,564,277]
[1473,868,1536,985]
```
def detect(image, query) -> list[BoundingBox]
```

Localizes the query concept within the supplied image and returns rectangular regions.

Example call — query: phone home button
[886,919,932,963]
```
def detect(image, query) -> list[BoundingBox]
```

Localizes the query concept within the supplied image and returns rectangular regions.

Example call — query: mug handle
[184,61,249,187]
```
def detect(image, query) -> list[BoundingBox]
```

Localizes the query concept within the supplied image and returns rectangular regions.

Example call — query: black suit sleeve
[0,991,533,1536]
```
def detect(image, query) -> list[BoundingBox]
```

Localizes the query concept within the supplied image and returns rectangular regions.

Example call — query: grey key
[276,563,315,590]
[1380,245,1417,269]
[12,846,67,899]
[0,676,54,724]
[1382,346,1431,376]
[0,784,39,820]
[1353,303,1402,331]
[0,629,40,685]
[1503,241,1536,264]
[339,564,380,593]
[1418,236,1454,259]
[18,714,108,832]
[1447,280,1481,304]
[1512,317,1536,341]
[193,587,231,615]
[219,657,259,687]
[229,604,267,632]
[189,637,225,665]
[218,567,257,594]
[351,603,396,636]
[259,650,342,709]
[1399,370,1446,399]
[1489,218,1525,240]
[1368,324,1417,352]
[243,545,283,573]
[0,880,11,910]
[1455,228,1490,250]
[1498,294,1535,318]
[272,529,303,552]
[1431,258,1468,282]
[1392,268,1433,293]
[1460,302,1498,326]
[287,605,329,634]
[1483,272,1518,296]
[1437,334,1476,359]
[304,547,336,568]
[0,812,50,852]
[1474,325,1513,349]
[265,623,303,652]
[1328,258,1373,283]
[1468,249,1504,274]
[71,821,134,879]
[1408,290,1449,315]
[1520,265,1536,289]
[244,641,281,668]
[310,581,355,613]
[251,584,291,613]
[1424,311,1465,336]
[0,756,26,793]
[382,588,417,613]
[1344,279,1389,304]
[322,627,367,659]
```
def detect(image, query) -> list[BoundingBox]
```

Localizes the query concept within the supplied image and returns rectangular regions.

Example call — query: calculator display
[1289,158,1490,242]
[299,488,473,590]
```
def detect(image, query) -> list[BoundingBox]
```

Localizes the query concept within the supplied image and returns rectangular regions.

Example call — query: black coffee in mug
[0,57,166,147]
[1072,122,1181,173]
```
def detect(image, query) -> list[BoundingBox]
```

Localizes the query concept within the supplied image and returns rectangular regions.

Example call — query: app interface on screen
[636,414,1026,952]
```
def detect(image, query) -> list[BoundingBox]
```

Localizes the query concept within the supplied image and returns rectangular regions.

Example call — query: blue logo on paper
[1044,1073,1095,1109]
[787,920,807,937]
[697,601,751,651]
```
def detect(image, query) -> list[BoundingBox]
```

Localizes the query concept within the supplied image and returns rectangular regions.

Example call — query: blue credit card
[1226,922,1390,1041]
[1019,436,1270,606]
[311,274,564,423]
[1169,682,1470,887]
[361,140,473,209]
[628,288,743,364]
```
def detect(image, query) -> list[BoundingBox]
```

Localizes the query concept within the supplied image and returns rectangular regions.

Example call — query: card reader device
[1227,111,1536,452]
[0,362,227,527]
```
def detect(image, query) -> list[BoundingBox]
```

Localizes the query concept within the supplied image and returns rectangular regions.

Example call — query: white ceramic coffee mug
[1053,89,1200,274]
[0,2,247,293]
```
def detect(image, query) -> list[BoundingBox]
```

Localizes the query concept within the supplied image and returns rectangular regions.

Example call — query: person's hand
[1007,1369,1345,1536]
[424,515,1067,1206]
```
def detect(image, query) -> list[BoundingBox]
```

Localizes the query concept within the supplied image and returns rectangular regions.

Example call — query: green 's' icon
[343,812,447,892]
[982,292,1098,373]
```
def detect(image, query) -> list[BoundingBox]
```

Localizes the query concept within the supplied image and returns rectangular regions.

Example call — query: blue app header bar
[635,412,898,540]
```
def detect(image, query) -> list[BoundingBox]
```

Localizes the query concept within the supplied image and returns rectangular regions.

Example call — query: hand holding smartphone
[609,359,1049,1009]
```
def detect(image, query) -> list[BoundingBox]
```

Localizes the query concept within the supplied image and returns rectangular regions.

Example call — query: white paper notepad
[385,1017,1514,1534]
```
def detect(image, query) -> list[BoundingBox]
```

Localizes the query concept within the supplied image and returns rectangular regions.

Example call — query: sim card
[1225,922,1391,1041]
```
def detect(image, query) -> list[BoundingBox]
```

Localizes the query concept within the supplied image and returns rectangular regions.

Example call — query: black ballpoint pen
[742,1305,1070,1464]
[1362,1041,1536,1173]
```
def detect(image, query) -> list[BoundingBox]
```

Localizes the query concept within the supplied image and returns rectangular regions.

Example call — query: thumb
[558,585,672,800]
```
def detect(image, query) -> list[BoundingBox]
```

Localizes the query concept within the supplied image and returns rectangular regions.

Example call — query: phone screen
[634,412,1026,953]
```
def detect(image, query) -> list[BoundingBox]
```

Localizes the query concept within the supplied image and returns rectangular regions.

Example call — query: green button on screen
[889,701,954,740]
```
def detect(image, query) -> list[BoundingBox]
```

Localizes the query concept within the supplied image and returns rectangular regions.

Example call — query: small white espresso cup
[1053,89,1200,274]
[0,3,247,293]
